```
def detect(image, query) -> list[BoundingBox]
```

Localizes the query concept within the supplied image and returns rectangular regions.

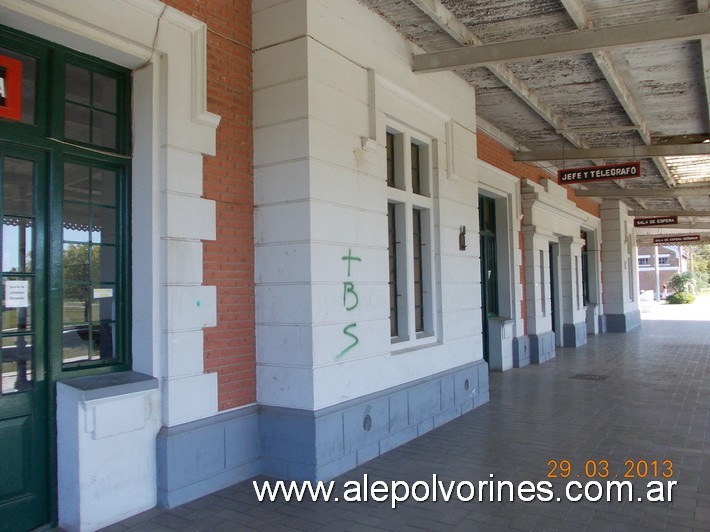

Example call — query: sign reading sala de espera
[634,215,678,228]
[558,161,641,184]
[652,234,700,244]
[0,54,22,122]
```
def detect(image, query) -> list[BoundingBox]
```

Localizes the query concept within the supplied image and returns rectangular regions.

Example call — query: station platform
[103,296,710,531]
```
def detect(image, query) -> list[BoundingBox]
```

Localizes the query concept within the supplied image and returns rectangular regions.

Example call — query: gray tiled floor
[105,304,710,531]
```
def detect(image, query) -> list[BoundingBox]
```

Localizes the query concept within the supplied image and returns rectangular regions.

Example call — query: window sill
[390,337,441,356]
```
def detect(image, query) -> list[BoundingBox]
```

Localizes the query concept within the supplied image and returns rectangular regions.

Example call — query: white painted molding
[446,119,460,181]
[361,137,378,152]
[0,0,222,423]
[162,7,221,131]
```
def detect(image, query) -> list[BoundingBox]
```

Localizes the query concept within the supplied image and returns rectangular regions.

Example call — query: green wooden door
[479,196,499,363]
[0,145,48,531]
[1,25,132,530]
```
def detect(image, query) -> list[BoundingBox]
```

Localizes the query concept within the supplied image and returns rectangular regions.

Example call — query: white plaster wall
[524,229,553,335]
[521,179,602,335]
[477,160,524,339]
[254,0,482,410]
[559,236,586,326]
[57,384,160,532]
[601,199,639,314]
[0,1,221,528]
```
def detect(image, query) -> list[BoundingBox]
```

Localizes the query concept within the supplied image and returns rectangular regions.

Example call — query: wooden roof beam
[413,12,710,73]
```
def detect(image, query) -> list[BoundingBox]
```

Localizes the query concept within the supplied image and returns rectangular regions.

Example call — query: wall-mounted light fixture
[459,226,466,251]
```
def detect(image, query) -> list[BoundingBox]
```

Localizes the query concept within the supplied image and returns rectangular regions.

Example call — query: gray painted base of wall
[157,360,490,507]
[598,314,607,334]
[563,322,587,348]
[529,331,555,363]
[157,406,260,508]
[261,360,489,481]
[513,336,530,368]
[605,310,641,332]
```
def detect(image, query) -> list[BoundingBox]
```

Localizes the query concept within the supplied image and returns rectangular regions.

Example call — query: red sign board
[558,161,641,184]
[0,54,23,122]
[634,215,678,228]
[652,234,700,244]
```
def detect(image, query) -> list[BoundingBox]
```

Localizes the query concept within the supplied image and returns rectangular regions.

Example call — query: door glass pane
[3,158,34,215]
[92,207,116,244]
[91,321,115,360]
[63,163,91,203]
[2,278,32,332]
[64,64,119,149]
[92,73,117,112]
[63,203,90,242]
[62,325,89,364]
[93,287,114,319]
[92,110,116,148]
[62,162,120,366]
[0,47,37,124]
[1,155,35,394]
[62,243,91,286]
[62,289,88,327]
[65,63,91,105]
[2,219,32,273]
[64,102,91,144]
[94,246,116,284]
[2,335,33,394]
[92,168,116,206]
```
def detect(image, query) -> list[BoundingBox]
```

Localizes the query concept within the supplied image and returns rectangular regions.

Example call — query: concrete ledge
[529,331,556,363]
[58,372,160,531]
[512,336,530,368]
[563,321,587,348]
[60,371,158,400]
[605,310,641,332]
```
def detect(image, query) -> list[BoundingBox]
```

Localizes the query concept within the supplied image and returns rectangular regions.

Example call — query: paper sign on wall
[5,280,29,308]
[93,288,113,299]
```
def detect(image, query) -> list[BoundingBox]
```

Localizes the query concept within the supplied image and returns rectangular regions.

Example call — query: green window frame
[0,24,132,380]
[479,196,499,317]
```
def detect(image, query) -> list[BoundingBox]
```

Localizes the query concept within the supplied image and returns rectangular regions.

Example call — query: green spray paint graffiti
[343,281,359,310]
[337,248,361,359]
[336,323,359,360]
[341,248,362,276]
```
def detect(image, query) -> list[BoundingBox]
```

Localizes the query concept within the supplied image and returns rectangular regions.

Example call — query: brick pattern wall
[164,0,255,410]
[477,132,601,218]
[637,246,682,294]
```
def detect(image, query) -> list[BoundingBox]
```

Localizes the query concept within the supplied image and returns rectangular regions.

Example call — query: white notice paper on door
[5,280,29,308]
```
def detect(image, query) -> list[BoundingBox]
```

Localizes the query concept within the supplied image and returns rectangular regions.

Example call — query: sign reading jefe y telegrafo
[558,161,641,184]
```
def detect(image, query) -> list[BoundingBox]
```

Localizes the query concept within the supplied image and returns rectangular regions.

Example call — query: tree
[667,272,695,294]
[688,244,710,288]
